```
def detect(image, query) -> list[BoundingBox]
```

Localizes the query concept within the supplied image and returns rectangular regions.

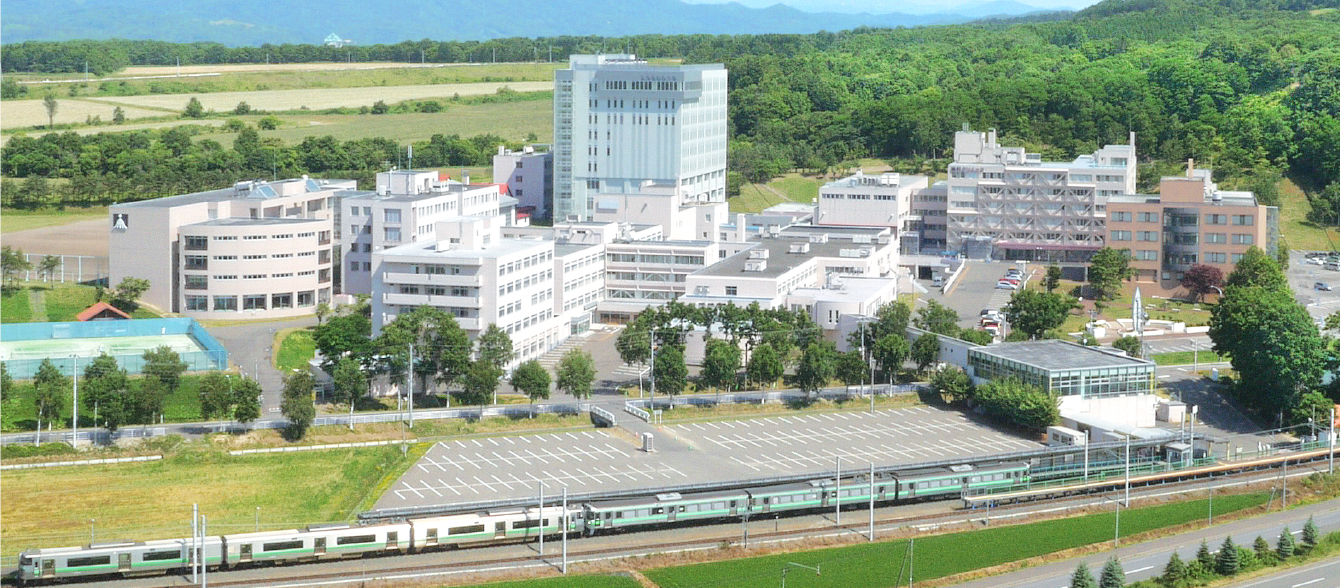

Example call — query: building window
[1231,253,1245,263]
[384,209,402,223]
[185,275,208,290]
[184,236,208,250]
[1136,250,1158,261]
[385,227,401,242]
[1205,214,1227,225]
[272,293,293,309]
[214,295,237,311]
[1205,252,1228,263]
[297,291,315,307]
[243,294,267,310]
[184,255,208,270]
[1205,233,1227,244]
[1138,212,1158,223]
[1233,234,1254,245]
[1110,212,1131,222]
[1136,231,1159,242]
[1112,231,1131,241]
[185,295,208,311]
[725,286,738,296]
[1232,215,1254,226]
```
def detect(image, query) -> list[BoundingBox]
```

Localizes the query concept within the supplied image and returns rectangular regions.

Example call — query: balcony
[382,292,481,307]
[384,272,482,287]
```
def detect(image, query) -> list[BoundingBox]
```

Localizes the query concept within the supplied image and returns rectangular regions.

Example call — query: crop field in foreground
[0,99,168,129]
[0,444,420,550]
[646,492,1269,588]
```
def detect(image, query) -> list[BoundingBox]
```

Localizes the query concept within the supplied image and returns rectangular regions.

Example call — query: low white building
[590,182,729,242]
[345,170,512,294]
[371,216,565,367]
[816,171,927,229]
[493,145,552,219]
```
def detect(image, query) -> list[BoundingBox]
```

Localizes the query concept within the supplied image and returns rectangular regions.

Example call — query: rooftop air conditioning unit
[860,246,873,257]
[694,286,709,295]
[748,249,770,259]
[809,234,829,244]
[744,259,768,272]
[853,234,872,244]
[768,225,781,237]
[839,249,860,258]
[788,242,811,254]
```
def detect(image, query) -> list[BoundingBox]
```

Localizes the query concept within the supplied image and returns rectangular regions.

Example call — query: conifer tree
[1099,556,1125,588]
[1302,516,1318,550]
[1277,527,1296,560]
[1161,551,1187,587]
[1215,536,1240,576]
[1070,561,1097,588]
[1196,539,1215,569]
[1253,535,1273,564]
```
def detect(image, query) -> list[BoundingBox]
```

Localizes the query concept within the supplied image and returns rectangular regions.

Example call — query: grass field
[0,284,161,323]
[275,328,316,371]
[0,444,415,550]
[40,283,98,321]
[191,99,551,148]
[94,81,550,113]
[1,287,34,323]
[1277,176,1340,252]
[645,492,1269,588]
[1151,350,1226,366]
[728,160,894,213]
[0,206,108,233]
[0,99,168,130]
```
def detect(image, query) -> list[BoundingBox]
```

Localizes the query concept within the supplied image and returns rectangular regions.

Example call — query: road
[949,496,1340,588]
[1221,557,1338,588]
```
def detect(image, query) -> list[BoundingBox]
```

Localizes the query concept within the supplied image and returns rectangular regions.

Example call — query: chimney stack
[1187,159,1194,178]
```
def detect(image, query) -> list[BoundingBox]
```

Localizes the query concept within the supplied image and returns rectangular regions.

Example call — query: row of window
[504,309,554,335]
[186,290,324,312]
[502,250,553,275]
[564,289,599,312]
[184,232,327,250]
[607,253,705,265]
[565,271,605,291]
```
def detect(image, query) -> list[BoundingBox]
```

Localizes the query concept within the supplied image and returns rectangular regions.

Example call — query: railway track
[64,457,1333,588]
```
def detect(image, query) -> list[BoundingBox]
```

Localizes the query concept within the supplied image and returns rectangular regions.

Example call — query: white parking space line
[438,478,462,496]
[472,476,495,492]
[472,453,497,467]
[491,475,513,490]
[487,437,499,446]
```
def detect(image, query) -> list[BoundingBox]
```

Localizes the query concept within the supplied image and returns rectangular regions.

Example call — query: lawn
[275,328,317,371]
[645,492,1269,588]
[1151,350,1225,366]
[0,444,416,550]
[1,373,206,431]
[0,206,108,234]
[1,287,33,323]
[41,283,97,321]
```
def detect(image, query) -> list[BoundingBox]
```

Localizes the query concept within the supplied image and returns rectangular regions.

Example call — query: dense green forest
[2,0,1339,214]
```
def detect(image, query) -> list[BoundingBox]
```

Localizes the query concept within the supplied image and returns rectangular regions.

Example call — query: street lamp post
[70,355,79,448]
[255,507,260,532]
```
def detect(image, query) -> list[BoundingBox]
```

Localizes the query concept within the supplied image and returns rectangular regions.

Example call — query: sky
[680,0,1100,14]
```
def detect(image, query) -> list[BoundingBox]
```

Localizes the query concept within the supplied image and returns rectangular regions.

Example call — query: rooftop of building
[970,339,1153,372]
[1108,191,1259,207]
[822,171,927,191]
[695,233,883,279]
[555,242,602,257]
[566,53,724,72]
[116,177,355,208]
[380,235,551,261]
[184,217,325,227]
[790,275,897,302]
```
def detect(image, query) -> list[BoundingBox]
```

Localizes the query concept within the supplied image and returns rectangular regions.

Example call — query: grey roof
[555,243,601,256]
[970,340,1153,372]
[116,178,355,208]
[695,237,876,279]
[185,217,323,227]
[381,237,551,260]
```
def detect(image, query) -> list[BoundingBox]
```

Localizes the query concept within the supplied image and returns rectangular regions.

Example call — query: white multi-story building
[344,170,512,294]
[109,176,352,318]
[945,127,1137,261]
[371,216,565,367]
[553,54,728,222]
[493,145,553,219]
[590,182,729,242]
[815,171,929,253]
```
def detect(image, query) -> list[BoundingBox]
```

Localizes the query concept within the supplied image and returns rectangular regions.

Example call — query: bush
[256,115,281,130]
[222,119,247,132]
[370,100,390,114]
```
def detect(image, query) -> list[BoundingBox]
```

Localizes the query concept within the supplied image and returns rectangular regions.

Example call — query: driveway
[207,316,317,416]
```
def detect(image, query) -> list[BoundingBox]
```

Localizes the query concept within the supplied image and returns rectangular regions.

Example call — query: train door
[386,532,399,549]
[667,506,678,522]
[41,559,54,578]
[761,497,772,513]
[426,528,438,547]
[119,552,131,572]
[240,543,253,562]
[314,538,327,556]
[729,499,739,516]
[495,522,507,539]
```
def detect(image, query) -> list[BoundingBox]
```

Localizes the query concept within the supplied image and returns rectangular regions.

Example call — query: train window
[678,506,686,513]
[68,556,112,567]
[263,540,304,552]
[448,525,485,536]
[878,486,885,493]
[387,532,398,548]
[18,556,31,566]
[605,512,612,520]
[336,535,377,545]
[616,512,623,519]
[514,520,540,529]
[729,500,737,508]
[142,550,180,561]
[652,507,665,515]
[830,491,837,498]
[762,497,770,505]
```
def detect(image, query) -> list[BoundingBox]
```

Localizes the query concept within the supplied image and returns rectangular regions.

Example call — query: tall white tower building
[553,54,728,222]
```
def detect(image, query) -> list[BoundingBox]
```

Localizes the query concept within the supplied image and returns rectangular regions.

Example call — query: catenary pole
[70,356,78,448]
[407,344,414,427]
[1330,408,1335,475]
[1124,433,1131,507]
[835,456,841,527]
[202,515,208,588]
[538,480,545,560]
[1083,430,1090,483]
[562,486,568,573]
[869,461,875,542]
[192,504,198,582]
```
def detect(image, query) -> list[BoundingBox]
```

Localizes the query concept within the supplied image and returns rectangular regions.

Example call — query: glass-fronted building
[967,339,1155,399]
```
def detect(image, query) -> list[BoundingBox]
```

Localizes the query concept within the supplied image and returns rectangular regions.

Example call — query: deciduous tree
[331,357,367,427]
[872,334,910,383]
[280,370,316,440]
[975,378,1059,432]
[795,341,836,395]
[914,300,959,335]
[910,332,940,372]
[700,339,741,393]
[1044,263,1062,293]
[1113,335,1142,358]
[142,345,187,396]
[1210,286,1325,417]
[1224,246,1287,291]
[1088,247,1134,301]
[33,358,67,443]
[929,365,974,404]
[555,348,596,401]
[232,377,261,426]
[43,94,58,128]
[747,343,784,388]
[37,255,60,286]
[475,323,515,371]
[509,359,551,416]
[197,371,234,432]
[1180,264,1225,301]
[457,359,502,417]
[182,97,205,118]
[653,345,688,398]
[111,276,151,312]
[1004,289,1079,340]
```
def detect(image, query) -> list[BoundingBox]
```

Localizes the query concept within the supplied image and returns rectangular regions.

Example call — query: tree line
[0,125,519,209]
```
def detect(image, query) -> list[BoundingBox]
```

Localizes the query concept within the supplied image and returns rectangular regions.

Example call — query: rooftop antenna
[408,144,413,170]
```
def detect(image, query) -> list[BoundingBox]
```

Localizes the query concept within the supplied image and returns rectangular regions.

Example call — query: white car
[996,281,1018,290]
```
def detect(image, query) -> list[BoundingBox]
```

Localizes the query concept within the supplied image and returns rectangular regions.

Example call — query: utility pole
[407,343,415,428]
[1124,433,1131,507]
[538,479,545,559]
[562,486,568,573]
[868,461,875,542]
[192,504,199,583]
[1083,430,1090,483]
[835,456,841,528]
[649,335,657,411]
[1330,408,1335,475]
[202,515,208,588]
[1188,405,1198,468]
[70,355,79,448]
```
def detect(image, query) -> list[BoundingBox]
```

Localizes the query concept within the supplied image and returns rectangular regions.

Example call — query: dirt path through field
[3,219,109,257]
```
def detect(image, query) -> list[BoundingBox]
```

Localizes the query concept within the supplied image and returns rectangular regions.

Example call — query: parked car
[1308,257,1325,265]
[998,277,1021,285]
[1316,282,1333,291]
[1005,269,1023,276]
[996,281,1018,290]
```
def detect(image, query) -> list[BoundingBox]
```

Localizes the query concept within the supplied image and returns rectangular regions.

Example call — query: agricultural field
[0,444,419,550]
[0,99,169,129]
[0,206,107,233]
[646,492,1269,588]
[454,576,642,588]
[203,99,552,146]
[91,81,551,113]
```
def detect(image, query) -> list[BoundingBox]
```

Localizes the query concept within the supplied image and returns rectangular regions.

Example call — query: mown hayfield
[116,61,557,78]
[0,99,167,129]
[205,100,552,146]
[0,444,418,550]
[90,81,551,113]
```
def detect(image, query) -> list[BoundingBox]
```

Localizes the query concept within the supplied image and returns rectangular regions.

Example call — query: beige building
[816,171,929,253]
[109,177,352,318]
[1107,165,1277,286]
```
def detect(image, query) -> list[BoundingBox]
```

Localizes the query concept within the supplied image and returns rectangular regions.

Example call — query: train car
[221,523,410,566]
[895,462,1029,500]
[409,506,577,549]
[19,538,222,582]
[584,489,752,534]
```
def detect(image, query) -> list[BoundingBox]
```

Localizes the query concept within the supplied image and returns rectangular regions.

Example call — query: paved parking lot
[376,405,1043,510]
[920,261,1036,329]
[665,406,1037,474]
[387,431,689,503]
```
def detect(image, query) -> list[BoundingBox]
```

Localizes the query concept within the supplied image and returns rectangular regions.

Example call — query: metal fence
[0,318,229,379]
[621,384,921,420]
[18,254,109,285]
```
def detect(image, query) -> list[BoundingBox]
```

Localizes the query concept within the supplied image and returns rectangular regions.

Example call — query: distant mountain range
[0,0,1068,46]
